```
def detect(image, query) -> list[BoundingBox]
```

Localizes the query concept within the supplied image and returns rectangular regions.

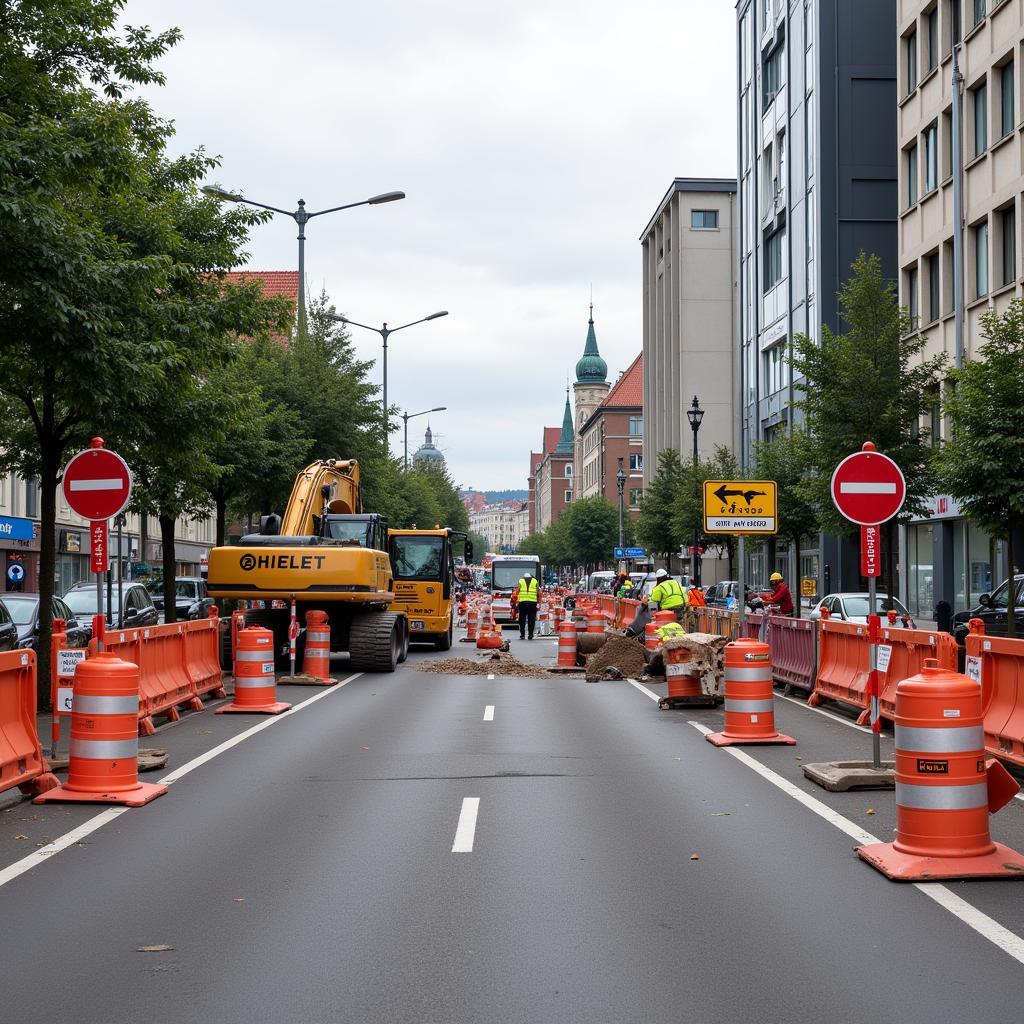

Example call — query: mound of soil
[584,634,648,682]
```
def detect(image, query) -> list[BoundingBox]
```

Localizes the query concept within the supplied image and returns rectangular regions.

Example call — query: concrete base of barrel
[856,841,1024,880]
[278,673,337,686]
[802,760,895,791]
[216,701,291,715]
[705,730,796,747]
[34,780,167,807]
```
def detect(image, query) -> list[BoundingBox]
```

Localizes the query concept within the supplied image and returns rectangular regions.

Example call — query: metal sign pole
[738,536,746,631]
[868,572,881,768]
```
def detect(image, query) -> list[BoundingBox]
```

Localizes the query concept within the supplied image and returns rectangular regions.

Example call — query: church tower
[572,304,610,486]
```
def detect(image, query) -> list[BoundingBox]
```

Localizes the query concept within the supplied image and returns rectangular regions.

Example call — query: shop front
[57,528,89,596]
[1,515,38,593]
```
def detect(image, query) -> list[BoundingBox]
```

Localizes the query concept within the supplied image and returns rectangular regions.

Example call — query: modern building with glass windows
[897,0,1024,621]
[736,0,898,594]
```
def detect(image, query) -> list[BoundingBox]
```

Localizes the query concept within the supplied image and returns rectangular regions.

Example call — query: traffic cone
[461,605,479,643]
[706,638,794,746]
[218,626,291,715]
[550,619,579,672]
[35,652,167,807]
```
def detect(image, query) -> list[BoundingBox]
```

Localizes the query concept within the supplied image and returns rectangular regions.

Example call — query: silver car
[809,592,915,627]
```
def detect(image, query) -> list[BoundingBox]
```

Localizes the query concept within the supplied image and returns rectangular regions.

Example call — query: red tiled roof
[543,427,561,454]
[601,353,643,409]
[223,270,299,306]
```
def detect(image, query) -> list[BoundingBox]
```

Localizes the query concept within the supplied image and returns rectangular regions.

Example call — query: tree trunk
[1008,524,1016,639]
[215,493,227,548]
[37,447,59,711]
[794,535,802,618]
[160,514,177,623]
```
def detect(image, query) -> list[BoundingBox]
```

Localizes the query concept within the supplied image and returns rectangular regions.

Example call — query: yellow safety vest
[657,622,686,640]
[518,578,539,603]
[651,578,685,609]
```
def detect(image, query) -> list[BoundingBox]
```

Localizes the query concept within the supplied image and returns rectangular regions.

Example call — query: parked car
[809,592,915,627]
[151,576,214,621]
[62,581,158,629]
[1,593,91,650]
[952,574,1024,646]
[704,581,769,612]
[0,599,19,652]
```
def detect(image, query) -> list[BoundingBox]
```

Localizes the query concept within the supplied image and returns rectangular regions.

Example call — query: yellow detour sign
[703,480,777,535]
[801,577,817,597]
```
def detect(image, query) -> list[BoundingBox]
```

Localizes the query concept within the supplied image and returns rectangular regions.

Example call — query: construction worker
[644,568,687,622]
[617,577,634,599]
[758,572,794,615]
[656,618,686,642]
[686,582,707,607]
[514,571,540,640]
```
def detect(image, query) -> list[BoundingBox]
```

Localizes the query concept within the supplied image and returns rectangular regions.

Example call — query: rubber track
[349,612,399,673]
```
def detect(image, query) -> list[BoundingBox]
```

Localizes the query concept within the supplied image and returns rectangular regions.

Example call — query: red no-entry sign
[831,443,906,526]
[62,439,132,521]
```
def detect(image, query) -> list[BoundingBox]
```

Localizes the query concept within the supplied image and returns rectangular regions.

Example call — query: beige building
[469,501,527,554]
[640,179,738,491]
[898,0,1020,618]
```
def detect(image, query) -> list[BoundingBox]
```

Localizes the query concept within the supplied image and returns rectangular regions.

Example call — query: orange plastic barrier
[877,625,957,720]
[966,625,1024,767]
[767,615,817,693]
[0,650,58,798]
[808,620,872,723]
[182,616,227,703]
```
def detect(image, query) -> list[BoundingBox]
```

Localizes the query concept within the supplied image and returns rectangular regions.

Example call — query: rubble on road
[419,651,569,678]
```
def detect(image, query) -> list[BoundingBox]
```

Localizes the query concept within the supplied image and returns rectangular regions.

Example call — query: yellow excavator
[206,459,409,672]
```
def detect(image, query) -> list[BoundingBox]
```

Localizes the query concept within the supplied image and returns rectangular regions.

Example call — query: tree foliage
[636,448,685,571]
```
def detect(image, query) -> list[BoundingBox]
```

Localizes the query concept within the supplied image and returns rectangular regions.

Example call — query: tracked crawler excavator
[206,459,408,671]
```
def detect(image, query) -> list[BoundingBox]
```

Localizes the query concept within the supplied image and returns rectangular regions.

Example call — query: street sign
[861,525,881,577]
[6,563,25,584]
[830,443,906,526]
[613,547,625,559]
[0,515,34,542]
[703,480,777,534]
[801,577,817,597]
[625,547,645,558]
[90,520,108,574]
[62,440,132,521]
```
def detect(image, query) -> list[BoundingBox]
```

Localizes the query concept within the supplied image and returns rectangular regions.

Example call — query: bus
[489,554,543,625]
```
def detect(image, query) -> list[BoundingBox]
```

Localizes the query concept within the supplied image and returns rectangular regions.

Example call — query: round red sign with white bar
[62,441,132,521]
[830,443,906,526]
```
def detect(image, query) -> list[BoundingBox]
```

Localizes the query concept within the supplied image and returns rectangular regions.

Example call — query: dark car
[1,593,91,650]
[151,576,214,621]
[0,599,19,652]
[952,574,1024,646]
[62,581,158,629]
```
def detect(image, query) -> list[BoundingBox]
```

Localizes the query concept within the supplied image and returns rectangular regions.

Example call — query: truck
[206,459,407,672]
[388,527,473,650]
[488,554,543,625]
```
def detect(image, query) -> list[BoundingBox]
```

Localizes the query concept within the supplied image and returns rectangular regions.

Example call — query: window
[691,209,719,230]
[907,265,919,326]
[975,220,989,297]
[763,44,784,104]
[973,81,987,157]
[924,121,938,192]
[1002,206,1016,287]
[973,0,985,27]
[764,227,786,290]
[565,491,572,503]
[906,31,917,93]
[629,488,643,506]
[24,479,38,519]
[927,8,938,71]
[805,91,815,173]
[907,143,919,206]
[564,464,572,477]
[629,454,643,472]
[628,415,643,436]
[763,343,788,394]
[1000,60,1014,138]
[950,0,961,48]
[928,251,940,322]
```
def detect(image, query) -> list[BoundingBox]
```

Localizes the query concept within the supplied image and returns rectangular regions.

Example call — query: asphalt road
[2,630,1024,1023]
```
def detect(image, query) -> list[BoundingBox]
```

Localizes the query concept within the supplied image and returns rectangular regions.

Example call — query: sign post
[62,438,133,652]
[830,442,906,768]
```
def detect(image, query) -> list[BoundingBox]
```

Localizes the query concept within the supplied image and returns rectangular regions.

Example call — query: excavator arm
[279,459,361,536]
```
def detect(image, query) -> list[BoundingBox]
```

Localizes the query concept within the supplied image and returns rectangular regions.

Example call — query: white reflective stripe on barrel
[727,667,773,682]
[70,737,138,759]
[725,698,775,713]
[666,663,697,677]
[894,724,984,754]
[236,651,274,662]
[73,694,139,715]
[235,677,274,689]
[306,631,330,642]
[896,781,988,810]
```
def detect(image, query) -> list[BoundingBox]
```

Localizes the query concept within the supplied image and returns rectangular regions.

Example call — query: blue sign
[0,516,33,542]
[625,547,646,558]
[6,563,25,583]
[613,547,625,558]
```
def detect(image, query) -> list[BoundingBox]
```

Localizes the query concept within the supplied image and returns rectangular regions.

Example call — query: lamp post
[402,407,447,470]
[616,456,627,552]
[328,311,448,439]
[686,395,704,586]
[200,185,405,335]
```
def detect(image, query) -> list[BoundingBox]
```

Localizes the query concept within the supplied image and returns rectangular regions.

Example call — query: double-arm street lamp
[616,456,627,553]
[200,185,405,335]
[327,311,449,439]
[403,406,447,470]
[686,395,704,586]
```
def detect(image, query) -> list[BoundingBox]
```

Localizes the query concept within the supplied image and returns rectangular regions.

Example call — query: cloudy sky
[129,0,736,490]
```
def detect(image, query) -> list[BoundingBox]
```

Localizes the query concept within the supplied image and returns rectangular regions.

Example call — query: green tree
[559,496,619,571]
[517,532,550,563]
[934,300,1024,635]
[636,448,685,571]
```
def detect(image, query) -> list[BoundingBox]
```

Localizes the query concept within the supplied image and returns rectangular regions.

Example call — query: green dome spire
[575,303,607,383]
[555,388,574,453]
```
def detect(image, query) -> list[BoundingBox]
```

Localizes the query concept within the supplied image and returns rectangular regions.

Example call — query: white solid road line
[487,674,495,680]
[0,673,361,891]
[778,693,875,734]
[451,797,480,852]
[483,705,495,721]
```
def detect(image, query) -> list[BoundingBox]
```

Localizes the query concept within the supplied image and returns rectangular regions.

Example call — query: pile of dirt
[419,652,553,678]
[584,634,648,682]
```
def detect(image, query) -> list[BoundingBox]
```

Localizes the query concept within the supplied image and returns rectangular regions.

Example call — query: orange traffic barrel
[477,620,502,649]
[462,606,479,643]
[706,638,795,747]
[555,619,578,668]
[665,646,702,701]
[35,652,168,807]
[586,611,606,634]
[218,626,291,715]
[857,659,1024,880]
[644,621,660,652]
[301,610,336,684]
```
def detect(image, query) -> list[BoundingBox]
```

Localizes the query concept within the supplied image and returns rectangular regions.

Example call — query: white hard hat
[655,568,669,579]
[524,572,532,579]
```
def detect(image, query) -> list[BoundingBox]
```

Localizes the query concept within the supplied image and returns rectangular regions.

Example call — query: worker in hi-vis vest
[514,572,540,640]
[645,569,687,623]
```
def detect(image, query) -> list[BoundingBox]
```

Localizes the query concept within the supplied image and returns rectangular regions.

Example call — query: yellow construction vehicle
[388,527,473,650]
[206,459,408,672]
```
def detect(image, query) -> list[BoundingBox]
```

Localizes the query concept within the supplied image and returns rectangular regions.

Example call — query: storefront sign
[61,530,83,553]
[0,515,34,542]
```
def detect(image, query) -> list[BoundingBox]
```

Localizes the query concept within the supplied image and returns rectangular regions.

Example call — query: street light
[402,406,447,470]
[616,456,627,553]
[686,394,704,586]
[201,185,405,335]
[328,311,448,439]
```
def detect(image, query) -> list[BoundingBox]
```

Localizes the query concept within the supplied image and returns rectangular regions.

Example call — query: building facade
[469,501,528,553]
[897,0,1024,618]
[641,178,739,491]
[531,399,575,533]
[736,0,898,592]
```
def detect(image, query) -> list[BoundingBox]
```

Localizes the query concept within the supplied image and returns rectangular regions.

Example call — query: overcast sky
[129,0,736,491]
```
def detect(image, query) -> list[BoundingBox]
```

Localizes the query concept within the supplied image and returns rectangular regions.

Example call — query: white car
[809,592,915,627]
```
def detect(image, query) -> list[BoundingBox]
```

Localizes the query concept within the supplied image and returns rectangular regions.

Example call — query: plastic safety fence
[877,625,957,721]
[617,598,642,629]
[767,615,817,693]
[966,630,1024,767]
[182,618,227,702]
[0,649,58,797]
[743,613,765,639]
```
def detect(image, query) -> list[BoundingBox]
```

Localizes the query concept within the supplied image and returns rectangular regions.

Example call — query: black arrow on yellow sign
[713,484,768,506]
